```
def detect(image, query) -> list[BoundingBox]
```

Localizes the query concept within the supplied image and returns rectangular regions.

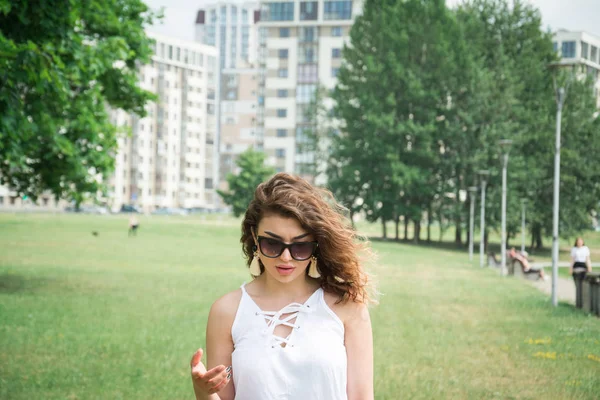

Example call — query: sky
[143,0,600,42]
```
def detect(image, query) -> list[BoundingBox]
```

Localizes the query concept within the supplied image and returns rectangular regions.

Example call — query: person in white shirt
[570,237,591,276]
[570,237,592,307]
[189,173,376,400]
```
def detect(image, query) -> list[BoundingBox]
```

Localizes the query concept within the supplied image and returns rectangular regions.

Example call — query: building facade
[553,30,600,107]
[195,2,261,190]
[108,32,219,212]
[256,0,362,181]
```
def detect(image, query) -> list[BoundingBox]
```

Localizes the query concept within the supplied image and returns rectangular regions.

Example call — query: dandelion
[587,354,600,363]
[533,351,556,360]
[525,337,551,345]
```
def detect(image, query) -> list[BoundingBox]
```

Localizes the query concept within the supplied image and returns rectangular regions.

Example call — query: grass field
[1,213,599,399]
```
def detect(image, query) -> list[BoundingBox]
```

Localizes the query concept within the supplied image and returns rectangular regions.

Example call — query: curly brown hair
[241,173,374,304]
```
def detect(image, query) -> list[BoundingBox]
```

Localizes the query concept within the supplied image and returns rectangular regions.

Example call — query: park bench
[487,251,543,280]
[510,258,543,281]
[487,252,501,268]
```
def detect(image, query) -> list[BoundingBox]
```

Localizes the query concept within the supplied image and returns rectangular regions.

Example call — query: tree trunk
[394,214,400,241]
[484,230,489,253]
[532,224,543,249]
[427,205,432,243]
[404,217,409,241]
[349,210,355,229]
[414,220,421,243]
[455,216,462,244]
[381,217,387,239]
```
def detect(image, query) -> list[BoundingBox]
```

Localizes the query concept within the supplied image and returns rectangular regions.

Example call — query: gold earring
[308,256,320,278]
[249,251,261,276]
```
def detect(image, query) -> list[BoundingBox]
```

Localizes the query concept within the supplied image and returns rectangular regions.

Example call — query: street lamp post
[499,139,513,276]
[468,186,478,262]
[551,87,566,307]
[478,170,490,268]
[521,198,528,254]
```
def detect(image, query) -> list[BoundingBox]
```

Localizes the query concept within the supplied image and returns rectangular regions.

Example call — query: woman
[570,237,592,307]
[190,173,375,400]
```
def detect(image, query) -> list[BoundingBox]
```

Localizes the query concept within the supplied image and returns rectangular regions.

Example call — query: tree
[0,0,159,204]
[331,0,464,240]
[217,148,275,217]
[456,0,600,249]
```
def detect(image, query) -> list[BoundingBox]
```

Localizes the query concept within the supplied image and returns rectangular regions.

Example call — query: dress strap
[240,282,247,293]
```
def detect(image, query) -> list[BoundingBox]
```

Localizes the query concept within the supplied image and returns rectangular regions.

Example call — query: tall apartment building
[108,32,219,212]
[553,30,600,107]
[256,0,363,182]
[195,2,261,190]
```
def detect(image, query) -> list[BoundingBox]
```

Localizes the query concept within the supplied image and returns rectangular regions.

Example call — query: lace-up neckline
[241,284,320,348]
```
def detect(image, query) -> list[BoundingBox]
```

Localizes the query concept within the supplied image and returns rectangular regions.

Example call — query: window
[298,45,318,63]
[205,178,214,189]
[277,109,287,118]
[581,41,589,60]
[278,49,289,59]
[261,2,294,21]
[332,48,342,58]
[277,89,288,98]
[298,64,318,83]
[552,41,558,53]
[279,28,290,38]
[296,84,317,104]
[297,105,311,123]
[331,68,340,77]
[324,1,352,20]
[231,6,238,23]
[278,68,288,78]
[299,27,317,43]
[300,1,318,20]
[277,129,287,137]
[562,41,576,58]
[591,46,598,63]
[331,27,343,37]
[275,149,286,158]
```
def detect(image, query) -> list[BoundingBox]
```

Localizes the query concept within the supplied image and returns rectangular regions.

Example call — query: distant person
[128,216,139,236]
[570,237,592,307]
[508,247,548,280]
[189,173,376,400]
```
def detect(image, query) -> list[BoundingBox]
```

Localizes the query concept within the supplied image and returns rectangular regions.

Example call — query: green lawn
[0,213,599,399]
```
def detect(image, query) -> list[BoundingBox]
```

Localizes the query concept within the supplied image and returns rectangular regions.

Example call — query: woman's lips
[276,265,295,276]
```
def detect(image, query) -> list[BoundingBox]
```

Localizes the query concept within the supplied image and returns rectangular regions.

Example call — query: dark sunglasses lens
[291,242,315,260]
[259,238,284,257]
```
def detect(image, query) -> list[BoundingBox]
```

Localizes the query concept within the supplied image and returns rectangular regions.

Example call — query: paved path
[525,263,599,304]
[527,275,576,304]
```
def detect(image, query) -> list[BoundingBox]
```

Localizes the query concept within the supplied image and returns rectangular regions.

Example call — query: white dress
[231,283,348,400]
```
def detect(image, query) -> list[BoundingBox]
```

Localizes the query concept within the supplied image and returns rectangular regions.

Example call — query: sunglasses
[257,236,318,261]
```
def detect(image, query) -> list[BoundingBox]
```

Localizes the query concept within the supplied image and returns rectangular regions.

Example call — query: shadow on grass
[0,273,54,294]
[366,236,562,259]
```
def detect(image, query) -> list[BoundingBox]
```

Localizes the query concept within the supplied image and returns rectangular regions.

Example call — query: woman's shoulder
[209,287,244,320]
[323,290,369,325]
